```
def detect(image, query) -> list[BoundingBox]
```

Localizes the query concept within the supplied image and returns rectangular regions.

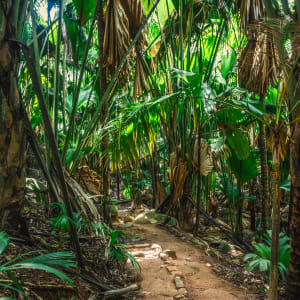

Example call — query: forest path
[116,206,252,300]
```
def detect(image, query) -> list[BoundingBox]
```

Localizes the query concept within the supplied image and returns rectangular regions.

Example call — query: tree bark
[287,62,300,297]
[258,95,269,235]
[0,1,27,231]
[268,133,280,300]
[235,176,243,240]
[249,179,256,232]
[150,146,158,209]
[287,99,300,298]
[286,3,300,296]
[98,0,110,225]
[194,129,201,235]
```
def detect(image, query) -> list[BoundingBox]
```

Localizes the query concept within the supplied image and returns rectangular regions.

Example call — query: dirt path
[116,209,253,300]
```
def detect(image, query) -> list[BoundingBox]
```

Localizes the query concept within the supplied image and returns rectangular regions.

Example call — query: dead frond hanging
[103,0,149,97]
[103,0,130,78]
[192,140,214,176]
[239,32,280,95]
[236,0,264,32]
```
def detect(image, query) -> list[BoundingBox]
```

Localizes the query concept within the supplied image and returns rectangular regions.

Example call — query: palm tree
[0,1,28,231]
[98,0,110,224]
[251,1,300,298]
[237,0,279,236]
[283,2,300,298]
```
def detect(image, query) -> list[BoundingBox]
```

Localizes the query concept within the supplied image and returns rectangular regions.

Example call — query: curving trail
[116,208,255,300]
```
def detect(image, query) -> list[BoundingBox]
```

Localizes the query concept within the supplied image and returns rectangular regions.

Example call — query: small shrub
[0,232,75,299]
[244,230,290,280]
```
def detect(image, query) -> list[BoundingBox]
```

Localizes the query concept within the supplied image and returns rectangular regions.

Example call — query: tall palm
[237,0,279,236]
[277,2,300,298]
[238,1,300,298]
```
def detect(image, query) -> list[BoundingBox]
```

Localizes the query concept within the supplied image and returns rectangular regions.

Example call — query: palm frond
[192,140,214,176]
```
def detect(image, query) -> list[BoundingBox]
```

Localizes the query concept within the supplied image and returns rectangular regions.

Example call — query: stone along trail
[116,212,254,300]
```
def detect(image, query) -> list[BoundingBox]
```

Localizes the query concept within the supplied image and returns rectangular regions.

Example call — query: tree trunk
[0,2,27,231]
[235,176,243,240]
[194,129,201,235]
[286,3,300,295]
[179,173,193,230]
[150,146,158,209]
[287,78,300,299]
[98,1,110,225]
[249,179,256,232]
[268,132,280,300]
[258,95,269,235]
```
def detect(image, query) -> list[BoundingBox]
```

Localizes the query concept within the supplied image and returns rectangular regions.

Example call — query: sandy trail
[116,216,253,300]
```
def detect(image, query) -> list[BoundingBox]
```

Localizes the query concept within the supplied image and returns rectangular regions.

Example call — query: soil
[116,205,261,300]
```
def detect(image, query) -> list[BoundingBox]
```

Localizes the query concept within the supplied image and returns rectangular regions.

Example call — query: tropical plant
[244,230,290,280]
[106,229,140,273]
[49,202,89,245]
[0,232,75,299]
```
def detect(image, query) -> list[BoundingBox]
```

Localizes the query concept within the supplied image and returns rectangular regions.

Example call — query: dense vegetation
[0,0,299,299]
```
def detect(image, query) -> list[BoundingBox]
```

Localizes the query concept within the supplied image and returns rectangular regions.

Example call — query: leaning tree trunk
[98,1,110,225]
[0,2,27,231]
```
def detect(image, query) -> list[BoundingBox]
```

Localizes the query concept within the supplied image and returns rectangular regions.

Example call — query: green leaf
[226,127,250,160]
[72,0,97,25]
[244,253,257,261]
[66,148,76,166]
[227,151,259,184]
[220,49,235,78]
[21,252,76,267]
[0,282,25,296]
[278,262,288,280]
[124,252,141,272]
[258,259,270,272]
[10,263,73,284]
[246,259,260,272]
[0,232,9,255]
[280,179,291,191]
[253,243,271,259]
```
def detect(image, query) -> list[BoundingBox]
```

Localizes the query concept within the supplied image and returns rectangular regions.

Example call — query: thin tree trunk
[116,167,120,201]
[0,1,27,231]
[180,173,193,229]
[194,129,201,235]
[259,95,269,235]
[287,186,292,237]
[235,176,243,240]
[98,0,110,225]
[150,147,158,209]
[249,179,256,232]
[268,132,280,300]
